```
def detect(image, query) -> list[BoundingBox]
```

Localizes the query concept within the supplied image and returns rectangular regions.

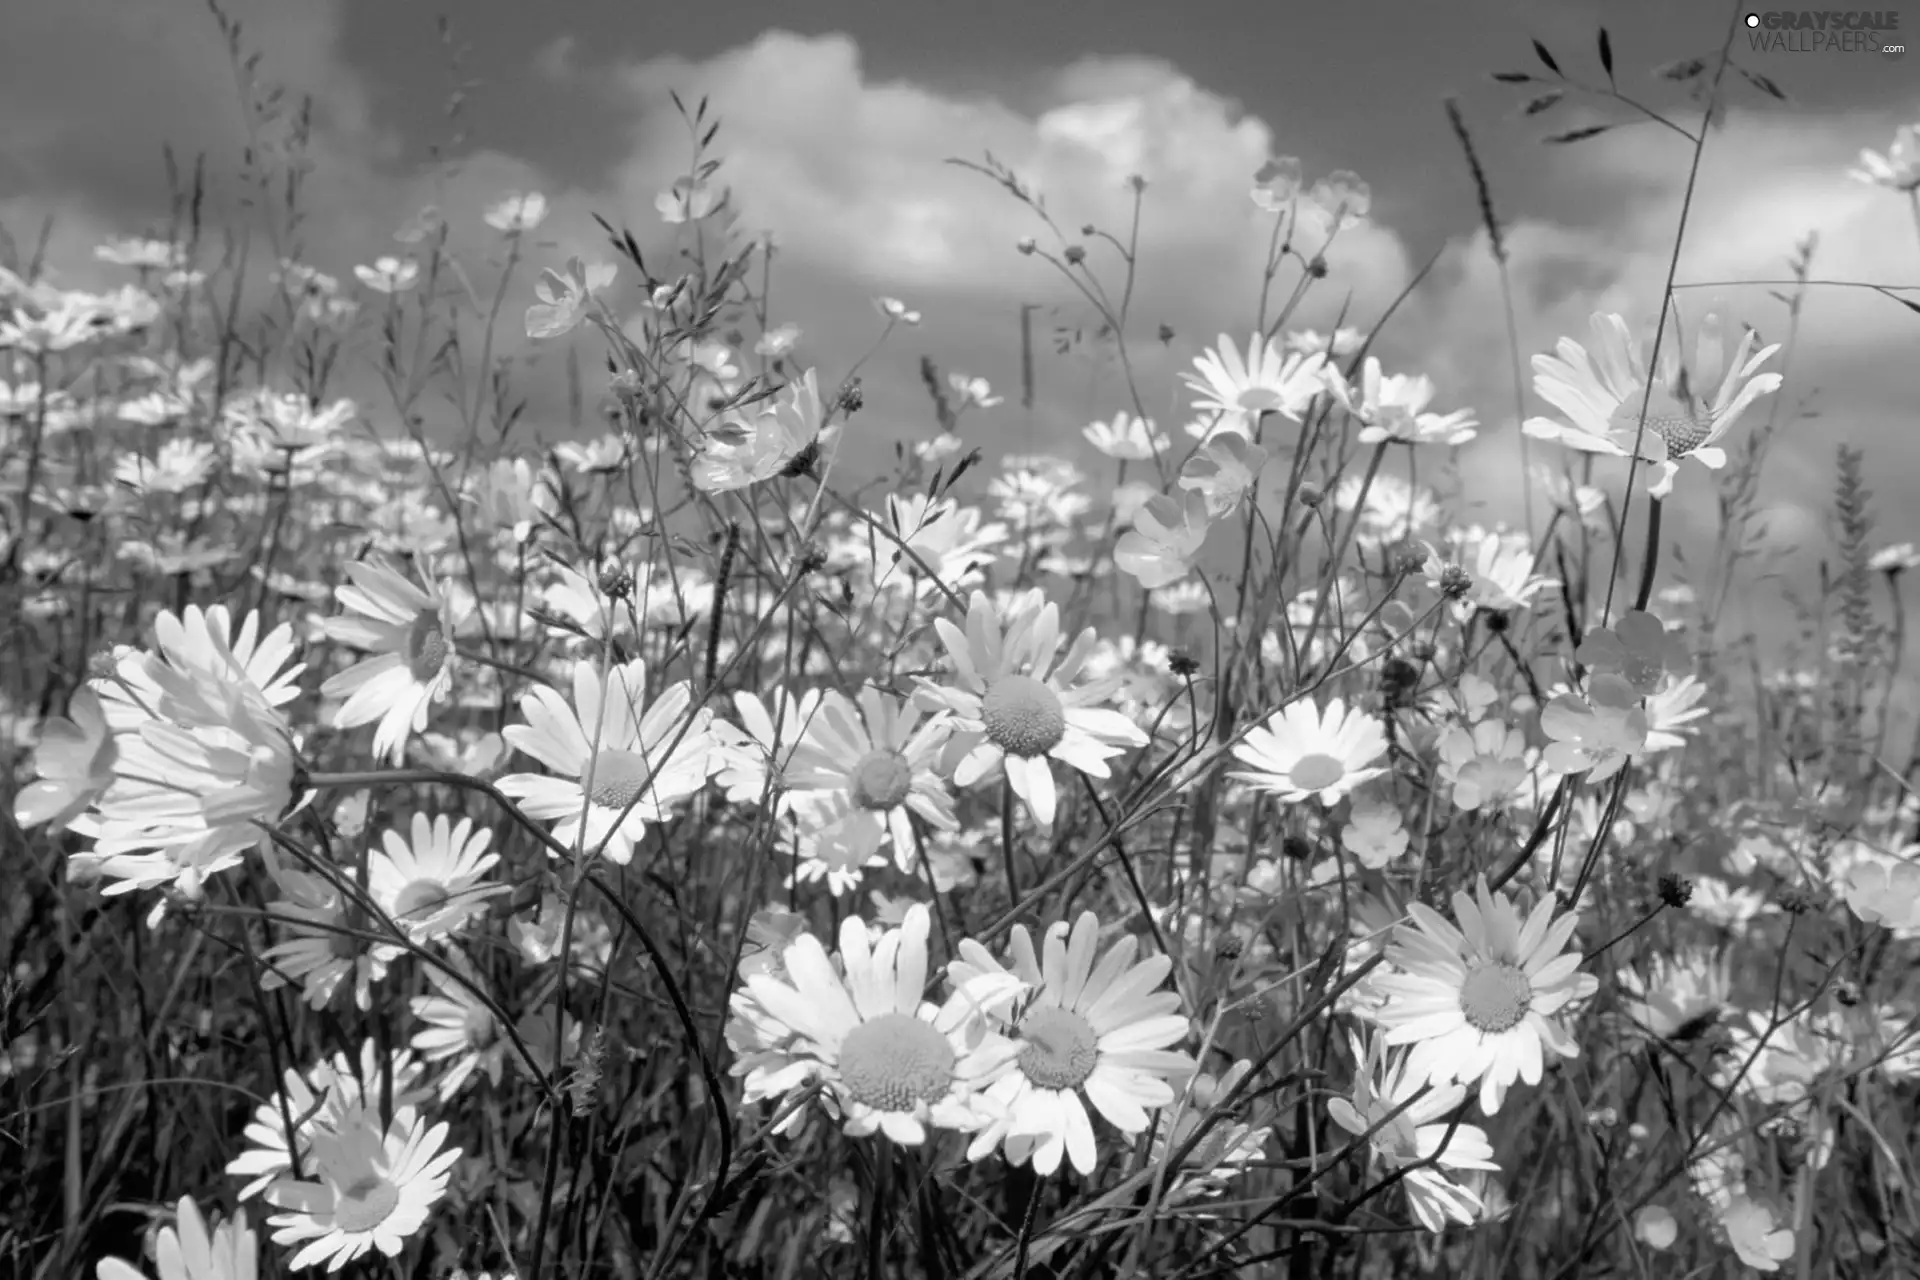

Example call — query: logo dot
[1745,12,1760,26]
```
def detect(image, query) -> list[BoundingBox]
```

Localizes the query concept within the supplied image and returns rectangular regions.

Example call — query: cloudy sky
[4,0,1918,614]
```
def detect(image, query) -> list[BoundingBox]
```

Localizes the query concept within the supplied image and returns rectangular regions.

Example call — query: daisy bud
[795,543,829,576]
[1281,835,1313,862]
[1657,873,1692,908]
[1775,885,1818,914]
[1158,323,1175,344]
[1437,563,1473,600]
[598,564,634,601]
[1307,255,1328,278]
[1214,932,1245,961]
[1389,543,1426,578]
[1128,174,1147,192]
[1080,224,1096,236]
[1168,650,1201,678]
[1017,237,1037,255]
[1297,480,1325,508]
[1064,245,1086,265]
[835,377,864,417]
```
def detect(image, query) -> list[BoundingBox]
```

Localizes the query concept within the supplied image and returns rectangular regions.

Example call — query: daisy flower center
[462,1006,498,1048]
[849,748,914,811]
[836,1012,957,1112]
[391,878,453,921]
[1459,961,1533,1034]
[1288,752,1347,792]
[405,609,451,681]
[1608,389,1711,456]
[981,675,1067,759]
[840,1013,960,1113]
[1017,1005,1100,1090]
[332,1174,400,1233]
[586,748,653,810]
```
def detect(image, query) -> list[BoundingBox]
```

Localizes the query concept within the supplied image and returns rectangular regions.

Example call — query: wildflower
[1843,859,1920,930]
[115,438,218,495]
[94,238,187,271]
[915,589,1149,827]
[1249,155,1304,212]
[1642,675,1709,752]
[1307,170,1371,229]
[1719,1194,1795,1272]
[948,373,1002,410]
[1082,412,1167,461]
[1539,681,1648,782]
[525,257,615,339]
[1372,875,1598,1114]
[260,867,393,1012]
[13,687,116,831]
[264,1107,459,1272]
[225,1043,428,1200]
[952,912,1194,1176]
[95,1196,256,1280]
[1326,1031,1500,1232]
[1635,1205,1679,1250]
[1341,790,1410,868]
[482,191,548,233]
[1323,357,1477,446]
[691,368,835,493]
[655,177,718,224]
[756,323,801,357]
[320,559,462,766]
[1285,326,1366,356]
[1184,333,1326,434]
[786,689,959,873]
[353,257,419,294]
[1437,720,1533,812]
[876,494,1007,599]
[1617,949,1731,1040]
[77,607,304,901]
[1869,541,1920,574]
[1178,433,1270,516]
[1146,1062,1271,1197]
[730,905,1022,1144]
[497,658,720,865]
[368,813,503,944]
[410,957,506,1100]
[1523,311,1782,497]
[1576,611,1688,694]
[1451,529,1557,612]
[876,296,922,325]
[1230,697,1388,807]
[1115,491,1210,589]
[1848,121,1920,191]
[711,687,825,817]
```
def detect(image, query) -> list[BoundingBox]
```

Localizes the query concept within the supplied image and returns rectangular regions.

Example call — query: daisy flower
[1453,529,1558,613]
[1146,1061,1272,1199]
[785,688,958,872]
[1183,333,1326,434]
[1326,1031,1500,1233]
[226,1043,427,1200]
[13,686,116,830]
[1523,310,1782,498]
[1618,948,1732,1041]
[368,813,503,943]
[259,867,394,1012]
[711,687,825,817]
[915,589,1149,826]
[1323,357,1478,446]
[353,257,419,294]
[482,191,548,233]
[950,912,1194,1176]
[497,658,720,864]
[264,1106,460,1272]
[1372,875,1599,1114]
[1848,121,1920,191]
[95,1196,257,1280]
[732,905,1022,1144]
[320,559,462,766]
[1082,412,1167,462]
[410,957,507,1100]
[1230,697,1388,806]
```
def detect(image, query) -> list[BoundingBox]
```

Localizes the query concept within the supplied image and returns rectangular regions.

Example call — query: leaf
[1491,70,1536,83]
[1533,38,1563,75]
[1545,124,1613,144]
[1523,90,1566,115]
[1598,27,1616,84]
[1737,66,1789,100]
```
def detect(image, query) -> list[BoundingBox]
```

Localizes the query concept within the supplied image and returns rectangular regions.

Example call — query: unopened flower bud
[1157,323,1175,344]
[1064,244,1086,265]
[1080,224,1096,237]
[1657,873,1692,908]
[1437,563,1472,600]
[598,563,634,600]
[1297,480,1325,508]
[1168,650,1201,678]
[1307,255,1329,279]
[835,378,864,416]
[1017,237,1037,256]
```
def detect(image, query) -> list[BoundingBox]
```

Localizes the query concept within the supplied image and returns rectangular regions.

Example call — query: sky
[3,0,1919,651]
